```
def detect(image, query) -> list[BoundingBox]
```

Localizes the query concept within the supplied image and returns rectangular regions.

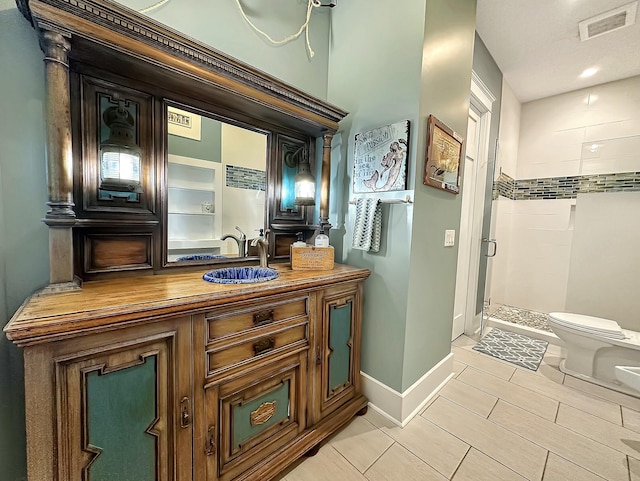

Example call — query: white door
[452,75,494,340]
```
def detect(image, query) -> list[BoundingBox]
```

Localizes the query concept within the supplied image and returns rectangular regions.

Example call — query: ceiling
[475,0,640,103]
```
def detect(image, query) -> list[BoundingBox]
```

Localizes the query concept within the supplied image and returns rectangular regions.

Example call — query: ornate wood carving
[41,29,75,223]
[250,401,277,426]
[319,134,334,232]
[18,0,347,131]
[40,29,79,288]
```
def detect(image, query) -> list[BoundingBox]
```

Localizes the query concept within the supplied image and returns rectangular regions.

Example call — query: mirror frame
[17,0,347,285]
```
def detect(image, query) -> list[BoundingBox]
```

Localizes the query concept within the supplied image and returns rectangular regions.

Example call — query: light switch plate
[444,230,455,247]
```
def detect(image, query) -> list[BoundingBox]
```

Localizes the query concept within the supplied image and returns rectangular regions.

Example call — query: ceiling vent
[579,1,638,41]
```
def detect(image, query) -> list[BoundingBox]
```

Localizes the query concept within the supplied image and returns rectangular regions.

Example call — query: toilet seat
[549,312,626,340]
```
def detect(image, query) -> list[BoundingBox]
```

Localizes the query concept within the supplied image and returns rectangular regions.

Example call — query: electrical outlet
[444,230,455,247]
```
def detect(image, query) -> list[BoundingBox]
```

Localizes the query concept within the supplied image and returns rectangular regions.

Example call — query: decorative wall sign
[353,120,410,193]
[168,106,202,141]
[423,115,463,194]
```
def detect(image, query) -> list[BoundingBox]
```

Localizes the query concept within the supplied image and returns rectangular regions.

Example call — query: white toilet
[548,312,640,395]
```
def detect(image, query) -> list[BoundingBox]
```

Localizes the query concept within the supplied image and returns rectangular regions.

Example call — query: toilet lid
[549,312,625,339]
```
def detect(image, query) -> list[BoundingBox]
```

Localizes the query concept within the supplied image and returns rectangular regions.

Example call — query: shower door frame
[452,72,496,340]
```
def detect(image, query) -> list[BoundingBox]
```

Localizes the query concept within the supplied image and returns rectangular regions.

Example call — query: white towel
[352,198,382,252]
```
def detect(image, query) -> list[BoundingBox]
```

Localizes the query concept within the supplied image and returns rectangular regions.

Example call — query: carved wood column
[40,30,78,289]
[319,134,333,232]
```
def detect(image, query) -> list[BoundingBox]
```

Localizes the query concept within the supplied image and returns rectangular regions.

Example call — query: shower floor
[488,305,553,333]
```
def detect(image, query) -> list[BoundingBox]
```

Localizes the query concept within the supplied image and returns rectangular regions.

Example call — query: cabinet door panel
[85,353,158,481]
[315,284,363,421]
[231,379,291,452]
[327,300,353,394]
[55,319,192,481]
[203,352,307,481]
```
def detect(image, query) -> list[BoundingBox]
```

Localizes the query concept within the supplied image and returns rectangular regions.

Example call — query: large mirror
[165,104,268,263]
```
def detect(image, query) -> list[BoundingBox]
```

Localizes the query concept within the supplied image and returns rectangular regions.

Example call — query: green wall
[0,2,50,480]
[327,0,424,392]
[168,116,222,162]
[328,0,477,392]
[402,0,477,390]
[118,0,331,100]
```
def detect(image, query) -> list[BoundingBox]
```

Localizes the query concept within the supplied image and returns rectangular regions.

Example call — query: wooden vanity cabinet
[5,266,369,481]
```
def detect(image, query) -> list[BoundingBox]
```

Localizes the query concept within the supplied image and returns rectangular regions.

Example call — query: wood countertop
[4,264,370,346]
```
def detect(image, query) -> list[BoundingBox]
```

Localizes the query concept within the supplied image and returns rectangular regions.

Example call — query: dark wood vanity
[5,0,370,480]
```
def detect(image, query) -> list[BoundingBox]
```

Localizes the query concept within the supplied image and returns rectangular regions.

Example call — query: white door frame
[452,72,495,339]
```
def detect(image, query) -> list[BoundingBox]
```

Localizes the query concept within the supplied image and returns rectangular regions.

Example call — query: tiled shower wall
[488,75,640,314]
[220,123,266,251]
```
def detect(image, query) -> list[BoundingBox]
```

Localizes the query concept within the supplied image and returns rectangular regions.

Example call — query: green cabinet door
[58,320,192,481]
[86,354,158,481]
[327,300,353,395]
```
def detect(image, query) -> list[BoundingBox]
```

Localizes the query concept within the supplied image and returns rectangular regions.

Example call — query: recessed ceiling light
[580,67,599,78]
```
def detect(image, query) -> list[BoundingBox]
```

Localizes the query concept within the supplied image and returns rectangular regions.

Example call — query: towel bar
[348,195,413,205]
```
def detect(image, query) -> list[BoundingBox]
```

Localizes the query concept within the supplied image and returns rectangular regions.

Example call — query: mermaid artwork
[362,138,408,192]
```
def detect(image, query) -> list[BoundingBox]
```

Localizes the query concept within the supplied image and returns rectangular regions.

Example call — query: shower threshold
[485,304,561,345]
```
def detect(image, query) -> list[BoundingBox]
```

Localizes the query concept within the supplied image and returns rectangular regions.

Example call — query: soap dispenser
[315,229,329,248]
[292,232,307,247]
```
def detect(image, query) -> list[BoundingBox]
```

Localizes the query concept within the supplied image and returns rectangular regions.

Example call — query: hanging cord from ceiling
[235,0,322,58]
[138,0,171,14]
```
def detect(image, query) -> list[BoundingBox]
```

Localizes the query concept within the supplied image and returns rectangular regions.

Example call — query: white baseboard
[361,352,454,427]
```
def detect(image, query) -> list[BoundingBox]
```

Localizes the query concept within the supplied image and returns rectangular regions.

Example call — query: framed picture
[423,114,464,194]
[353,120,410,193]
[167,106,202,141]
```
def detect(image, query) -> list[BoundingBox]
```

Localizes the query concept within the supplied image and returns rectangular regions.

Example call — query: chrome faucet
[221,226,247,257]
[250,229,270,268]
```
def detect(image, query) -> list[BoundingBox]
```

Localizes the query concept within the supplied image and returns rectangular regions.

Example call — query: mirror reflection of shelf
[168,154,222,254]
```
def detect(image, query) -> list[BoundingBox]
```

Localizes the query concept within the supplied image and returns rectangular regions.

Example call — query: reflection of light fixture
[294,147,315,206]
[590,143,600,153]
[99,100,144,193]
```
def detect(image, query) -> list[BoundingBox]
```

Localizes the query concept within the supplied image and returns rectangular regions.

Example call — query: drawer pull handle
[254,337,275,356]
[180,397,191,428]
[205,426,216,456]
[253,310,275,326]
[250,401,277,426]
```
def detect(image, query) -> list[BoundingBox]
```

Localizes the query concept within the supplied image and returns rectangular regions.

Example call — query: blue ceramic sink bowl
[203,266,278,284]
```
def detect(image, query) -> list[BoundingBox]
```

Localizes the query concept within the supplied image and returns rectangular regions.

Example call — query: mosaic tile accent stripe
[493,171,640,200]
[225,165,265,191]
[493,172,515,200]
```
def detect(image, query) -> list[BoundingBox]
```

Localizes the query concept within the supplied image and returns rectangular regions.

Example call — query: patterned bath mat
[473,328,548,371]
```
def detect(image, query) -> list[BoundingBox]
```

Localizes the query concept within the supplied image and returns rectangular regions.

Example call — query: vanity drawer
[206,295,309,342]
[206,321,308,376]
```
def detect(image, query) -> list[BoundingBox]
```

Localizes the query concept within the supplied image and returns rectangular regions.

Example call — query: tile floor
[276,332,640,481]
